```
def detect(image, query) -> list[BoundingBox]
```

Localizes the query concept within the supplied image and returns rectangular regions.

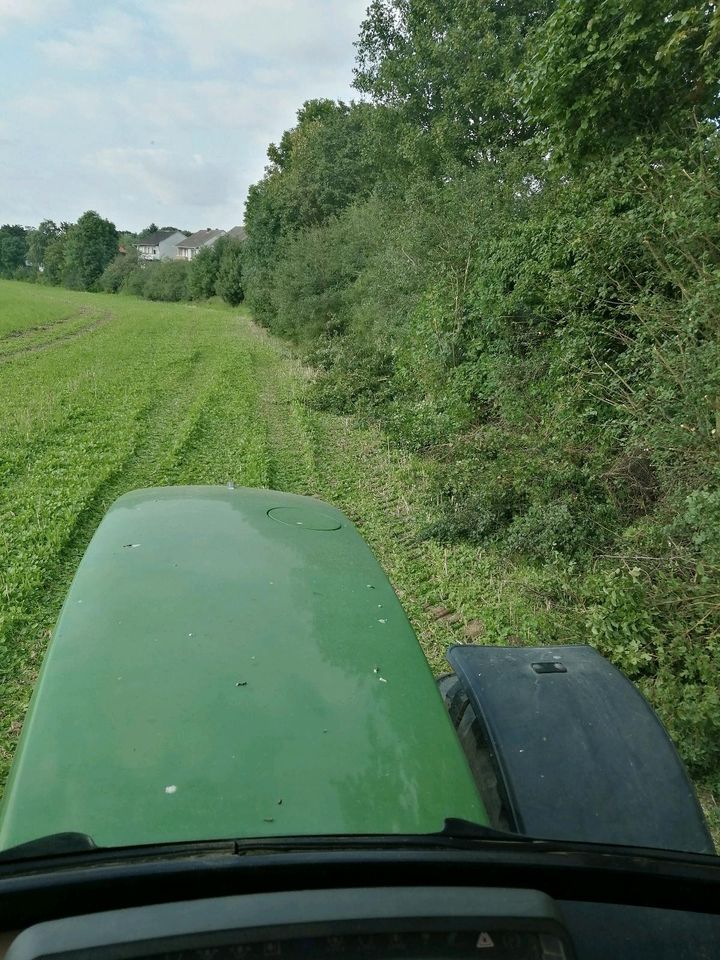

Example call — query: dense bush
[94,237,245,307]
[139,260,190,302]
[215,239,245,305]
[96,250,140,293]
[22,217,245,309]
[187,245,220,300]
[0,225,28,277]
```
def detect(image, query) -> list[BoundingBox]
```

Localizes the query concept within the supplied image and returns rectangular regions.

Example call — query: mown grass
[0,283,100,336]
[0,280,716,846]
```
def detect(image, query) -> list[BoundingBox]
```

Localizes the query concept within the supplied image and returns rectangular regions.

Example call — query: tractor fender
[441,644,714,854]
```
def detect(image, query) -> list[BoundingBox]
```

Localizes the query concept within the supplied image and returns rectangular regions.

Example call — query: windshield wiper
[437,818,531,842]
[0,832,97,863]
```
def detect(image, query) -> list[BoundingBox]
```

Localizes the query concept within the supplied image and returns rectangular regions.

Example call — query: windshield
[0,0,718,860]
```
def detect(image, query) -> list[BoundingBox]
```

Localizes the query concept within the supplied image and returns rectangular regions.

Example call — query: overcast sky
[0,0,369,231]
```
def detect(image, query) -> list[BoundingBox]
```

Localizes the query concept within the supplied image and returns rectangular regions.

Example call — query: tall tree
[262,99,383,230]
[138,222,159,240]
[0,225,28,276]
[62,211,118,290]
[243,99,386,323]
[215,239,244,306]
[27,220,60,270]
[43,231,70,286]
[354,0,553,169]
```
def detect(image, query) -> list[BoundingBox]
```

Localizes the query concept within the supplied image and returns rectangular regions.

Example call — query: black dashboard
[5,888,574,960]
[7,886,720,960]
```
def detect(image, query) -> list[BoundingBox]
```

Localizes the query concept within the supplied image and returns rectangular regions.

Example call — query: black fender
[441,644,714,854]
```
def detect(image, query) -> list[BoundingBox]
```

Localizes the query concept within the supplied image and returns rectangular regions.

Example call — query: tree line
[240,0,720,785]
[0,213,244,305]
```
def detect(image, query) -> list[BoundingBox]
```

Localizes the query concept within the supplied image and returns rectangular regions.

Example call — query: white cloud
[88,147,234,209]
[144,0,366,71]
[0,0,67,31]
[112,76,301,137]
[12,86,104,120]
[37,9,144,70]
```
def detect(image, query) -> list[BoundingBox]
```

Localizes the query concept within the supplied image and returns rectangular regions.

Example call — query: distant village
[128,225,247,263]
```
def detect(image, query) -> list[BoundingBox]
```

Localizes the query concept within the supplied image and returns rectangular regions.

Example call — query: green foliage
[0,225,28,277]
[521,0,720,161]
[355,0,553,167]
[188,243,221,300]
[265,99,382,228]
[96,249,141,293]
[243,98,389,325]
[26,220,60,271]
[215,239,244,305]
[308,334,395,414]
[62,211,118,290]
[137,222,159,240]
[141,260,190,302]
[32,220,243,309]
[120,264,148,297]
[42,232,69,286]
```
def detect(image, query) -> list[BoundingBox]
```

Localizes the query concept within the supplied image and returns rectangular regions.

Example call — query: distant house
[226,225,247,242]
[136,230,186,261]
[175,228,225,261]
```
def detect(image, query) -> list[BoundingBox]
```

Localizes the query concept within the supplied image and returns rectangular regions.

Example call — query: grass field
[0,279,717,841]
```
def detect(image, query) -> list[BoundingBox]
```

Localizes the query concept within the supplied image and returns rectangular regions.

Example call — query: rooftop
[136,230,177,247]
[176,228,225,249]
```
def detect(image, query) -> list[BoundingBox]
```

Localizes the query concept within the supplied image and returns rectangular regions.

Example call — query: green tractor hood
[0,487,485,851]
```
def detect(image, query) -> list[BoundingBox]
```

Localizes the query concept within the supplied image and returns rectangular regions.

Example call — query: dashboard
[5,888,572,960]
[5,883,720,960]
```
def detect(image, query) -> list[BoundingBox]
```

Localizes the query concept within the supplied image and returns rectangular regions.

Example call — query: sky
[0,0,369,232]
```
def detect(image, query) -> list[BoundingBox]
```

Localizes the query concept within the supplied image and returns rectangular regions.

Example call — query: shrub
[188,244,220,300]
[120,265,148,297]
[96,251,140,293]
[215,239,244,305]
[142,260,190,301]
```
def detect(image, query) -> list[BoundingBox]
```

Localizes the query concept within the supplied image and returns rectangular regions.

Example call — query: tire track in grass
[0,310,83,341]
[251,330,319,495]
[167,355,270,488]
[0,310,113,362]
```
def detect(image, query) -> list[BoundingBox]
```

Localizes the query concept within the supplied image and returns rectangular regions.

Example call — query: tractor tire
[437,672,513,832]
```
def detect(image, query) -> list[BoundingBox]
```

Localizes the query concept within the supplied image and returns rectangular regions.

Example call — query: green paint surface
[0,486,486,850]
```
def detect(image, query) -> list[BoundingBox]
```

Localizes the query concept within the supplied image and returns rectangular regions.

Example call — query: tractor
[0,487,718,959]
